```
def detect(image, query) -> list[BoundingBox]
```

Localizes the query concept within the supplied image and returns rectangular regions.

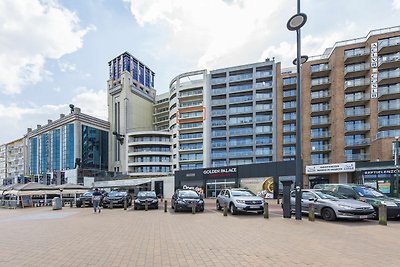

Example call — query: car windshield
[314,191,345,199]
[231,190,256,197]
[178,191,199,199]
[354,187,385,198]
[137,191,156,198]
[83,192,93,196]
[108,192,126,197]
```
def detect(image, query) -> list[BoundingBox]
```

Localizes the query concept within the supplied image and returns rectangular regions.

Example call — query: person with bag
[92,188,102,213]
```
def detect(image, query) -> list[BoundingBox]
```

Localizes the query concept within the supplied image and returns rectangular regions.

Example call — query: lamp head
[287,13,307,31]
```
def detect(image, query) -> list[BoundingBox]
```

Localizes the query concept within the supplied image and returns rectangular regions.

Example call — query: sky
[0,0,399,145]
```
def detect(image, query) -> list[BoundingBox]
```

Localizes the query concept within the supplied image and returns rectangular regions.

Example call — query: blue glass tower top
[108,52,155,89]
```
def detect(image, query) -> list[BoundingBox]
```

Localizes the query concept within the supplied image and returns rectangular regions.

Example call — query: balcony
[211,120,226,127]
[211,110,226,117]
[310,117,330,126]
[212,88,227,95]
[344,63,370,78]
[283,125,296,132]
[283,102,296,110]
[283,114,296,122]
[311,64,331,78]
[211,142,226,148]
[283,90,296,100]
[229,151,254,158]
[378,53,400,69]
[229,95,253,104]
[345,123,370,133]
[345,138,370,148]
[283,150,296,156]
[211,153,228,159]
[311,77,331,90]
[378,69,400,85]
[378,118,400,129]
[345,153,369,161]
[344,94,370,107]
[378,84,400,99]
[211,99,227,106]
[255,71,273,78]
[311,158,330,165]
[310,144,331,153]
[255,93,273,101]
[179,89,203,99]
[344,78,370,92]
[311,104,330,115]
[255,104,273,112]
[283,137,296,144]
[310,91,330,103]
[255,81,273,89]
[344,108,370,119]
[229,73,253,82]
[211,77,227,85]
[229,140,254,147]
[344,48,370,64]
[378,36,400,54]
[282,77,297,88]
[378,102,400,114]
[229,84,253,93]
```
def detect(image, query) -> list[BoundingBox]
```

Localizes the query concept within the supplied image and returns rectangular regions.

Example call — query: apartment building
[279,26,400,193]
[0,138,25,185]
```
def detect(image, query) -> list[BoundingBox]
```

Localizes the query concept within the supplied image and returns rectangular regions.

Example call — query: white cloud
[127,0,290,70]
[0,0,94,94]
[58,61,76,72]
[0,87,107,144]
[393,0,400,10]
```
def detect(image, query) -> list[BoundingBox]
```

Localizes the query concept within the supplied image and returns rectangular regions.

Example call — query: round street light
[292,55,309,66]
[287,13,307,31]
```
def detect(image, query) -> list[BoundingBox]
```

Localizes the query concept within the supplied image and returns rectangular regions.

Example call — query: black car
[134,191,159,210]
[103,191,132,208]
[76,191,95,207]
[171,189,204,212]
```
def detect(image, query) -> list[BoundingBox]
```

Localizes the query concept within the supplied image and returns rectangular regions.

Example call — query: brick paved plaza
[0,200,399,267]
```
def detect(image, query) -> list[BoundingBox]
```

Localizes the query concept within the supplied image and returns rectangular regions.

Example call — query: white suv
[216,188,264,215]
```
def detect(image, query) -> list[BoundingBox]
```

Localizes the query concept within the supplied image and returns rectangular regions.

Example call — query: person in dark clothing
[92,188,102,213]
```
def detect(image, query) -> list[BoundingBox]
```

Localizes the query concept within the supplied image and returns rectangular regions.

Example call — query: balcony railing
[255,71,273,78]
[345,108,370,117]
[211,77,227,85]
[345,153,369,161]
[311,77,330,86]
[255,81,273,89]
[344,63,370,74]
[311,64,330,73]
[311,91,330,99]
[378,69,400,82]
[229,73,253,82]
[311,144,331,151]
[345,138,370,146]
[378,102,400,112]
[345,123,370,131]
[212,88,227,95]
[311,131,331,138]
[378,84,400,97]
[378,118,400,127]
[345,78,370,89]
[311,105,330,112]
[344,94,369,103]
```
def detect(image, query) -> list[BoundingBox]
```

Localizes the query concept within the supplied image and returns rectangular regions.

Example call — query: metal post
[124,198,127,210]
[82,200,85,208]
[379,204,387,226]
[164,200,167,212]
[223,202,228,216]
[110,201,113,209]
[308,203,315,221]
[395,137,399,197]
[145,200,148,211]
[263,202,269,219]
[192,205,196,214]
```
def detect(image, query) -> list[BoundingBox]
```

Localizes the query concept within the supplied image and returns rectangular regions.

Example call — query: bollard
[145,200,148,211]
[192,205,196,214]
[263,202,269,219]
[164,200,167,212]
[223,202,228,216]
[378,204,387,226]
[70,201,73,208]
[110,201,113,209]
[277,194,280,205]
[308,203,315,222]
[124,198,127,210]
[82,201,85,208]
[62,199,65,207]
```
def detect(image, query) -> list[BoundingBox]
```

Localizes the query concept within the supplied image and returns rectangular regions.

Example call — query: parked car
[103,191,132,208]
[134,191,159,210]
[314,184,400,219]
[171,189,204,212]
[76,191,95,207]
[290,189,375,221]
[216,188,264,215]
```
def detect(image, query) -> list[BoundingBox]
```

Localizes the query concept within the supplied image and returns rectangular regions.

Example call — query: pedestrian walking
[92,188,102,213]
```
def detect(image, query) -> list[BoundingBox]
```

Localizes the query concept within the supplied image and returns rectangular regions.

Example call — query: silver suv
[216,188,264,215]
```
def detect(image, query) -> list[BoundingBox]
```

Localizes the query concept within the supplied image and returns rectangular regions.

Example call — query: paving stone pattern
[0,200,399,267]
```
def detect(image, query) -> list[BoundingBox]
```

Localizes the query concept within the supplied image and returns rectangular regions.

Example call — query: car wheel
[230,203,238,215]
[321,207,337,221]
[216,201,222,210]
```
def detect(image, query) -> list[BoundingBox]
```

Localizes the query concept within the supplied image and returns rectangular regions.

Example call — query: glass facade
[40,134,48,174]
[82,125,109,170]
[51,129,61,171]
[30,138,38,175]
[63,124,74,169]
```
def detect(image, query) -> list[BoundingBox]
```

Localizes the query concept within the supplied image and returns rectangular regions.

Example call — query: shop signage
[203,167,238,178]
[305,162,355,174]
[363,169,397,175]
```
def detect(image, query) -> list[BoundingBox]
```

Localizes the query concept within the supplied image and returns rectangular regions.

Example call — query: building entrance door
[206,179,236,198]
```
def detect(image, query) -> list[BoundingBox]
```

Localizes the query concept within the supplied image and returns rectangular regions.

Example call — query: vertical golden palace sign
[370,42,378,99]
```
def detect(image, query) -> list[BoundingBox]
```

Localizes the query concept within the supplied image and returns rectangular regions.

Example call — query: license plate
[359,215,368,219]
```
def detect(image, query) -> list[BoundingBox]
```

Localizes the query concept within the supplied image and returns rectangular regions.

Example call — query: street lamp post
[287,0,307,220]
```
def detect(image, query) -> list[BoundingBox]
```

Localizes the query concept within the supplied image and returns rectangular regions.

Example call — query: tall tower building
[107,52,156,173]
